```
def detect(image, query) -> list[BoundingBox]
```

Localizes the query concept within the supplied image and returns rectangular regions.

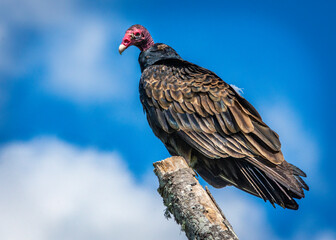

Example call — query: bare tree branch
[154,156,239,240]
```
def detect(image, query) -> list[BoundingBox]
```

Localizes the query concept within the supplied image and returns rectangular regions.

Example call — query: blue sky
[0,0,335,239]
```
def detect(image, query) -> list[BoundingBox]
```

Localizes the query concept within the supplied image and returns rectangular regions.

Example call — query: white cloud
[0,0,138,103]
[257,99,322,190]
[315,231,336,240]
[44,19,130,102]
[42,15,139,103]
[0,0,76,27]
[0,24,9,71]
[294,230,336,240]
[257,99,336,217]
[0,137,334,240]
[0,136,278,240]
[0,0,74,75]
[215,188,336,240]
[214,189,279,240]
[0,137,186,240]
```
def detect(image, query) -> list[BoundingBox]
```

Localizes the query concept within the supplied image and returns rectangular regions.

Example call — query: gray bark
[153,156,239,240]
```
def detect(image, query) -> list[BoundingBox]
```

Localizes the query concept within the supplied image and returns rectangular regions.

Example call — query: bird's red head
[119,24,154,54]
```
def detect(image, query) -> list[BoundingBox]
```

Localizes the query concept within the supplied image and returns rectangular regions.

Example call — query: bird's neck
[140,35,154,52]
[138,33,154,52]
[138,43,182,72]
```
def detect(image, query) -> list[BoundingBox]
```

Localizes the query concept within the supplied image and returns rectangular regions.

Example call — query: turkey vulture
[119,24,308,210]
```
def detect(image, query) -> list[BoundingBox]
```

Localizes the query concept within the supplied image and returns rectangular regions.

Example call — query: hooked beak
[119,44,127,55]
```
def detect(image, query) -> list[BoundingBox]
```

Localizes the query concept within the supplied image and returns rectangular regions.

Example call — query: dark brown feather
[138,52,308,209]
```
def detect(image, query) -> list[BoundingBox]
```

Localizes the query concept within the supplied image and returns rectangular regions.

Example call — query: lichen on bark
[154,156,239,240]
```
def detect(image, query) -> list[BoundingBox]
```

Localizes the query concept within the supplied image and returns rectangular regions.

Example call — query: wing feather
[140,59,285,165]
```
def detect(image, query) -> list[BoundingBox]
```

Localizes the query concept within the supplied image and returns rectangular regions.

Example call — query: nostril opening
[123,39,130,45]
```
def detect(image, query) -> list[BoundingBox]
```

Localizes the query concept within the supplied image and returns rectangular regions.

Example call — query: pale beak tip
[119,44,127,55]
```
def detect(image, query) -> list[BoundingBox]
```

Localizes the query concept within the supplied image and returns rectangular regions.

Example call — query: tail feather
[195,157,308,210]
[296,176,309,191]
[238,160,299,209]
[289,163,309,191]
[290,163,307,177]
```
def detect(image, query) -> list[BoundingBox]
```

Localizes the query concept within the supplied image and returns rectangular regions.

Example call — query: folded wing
[139,58,308,209]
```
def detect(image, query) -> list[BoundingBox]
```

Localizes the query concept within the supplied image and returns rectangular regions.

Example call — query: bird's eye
[135,32,141,37]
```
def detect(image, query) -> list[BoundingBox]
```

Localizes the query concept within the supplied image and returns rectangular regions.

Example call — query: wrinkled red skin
[120,25,154,52]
